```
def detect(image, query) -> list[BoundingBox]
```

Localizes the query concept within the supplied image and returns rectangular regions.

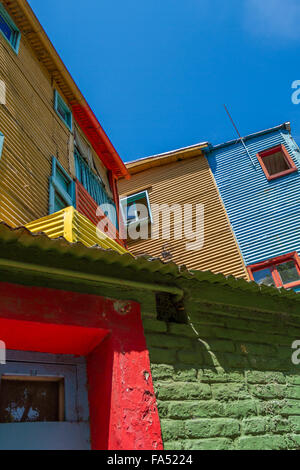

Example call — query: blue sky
[28,0,300,162]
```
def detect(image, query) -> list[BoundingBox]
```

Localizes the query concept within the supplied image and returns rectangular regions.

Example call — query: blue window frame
[120,191,152,226]
[0,131,4,158]
[74,148,118,227]
[49,157,75,214]
[0,4,21,54]
[54,90,72,131]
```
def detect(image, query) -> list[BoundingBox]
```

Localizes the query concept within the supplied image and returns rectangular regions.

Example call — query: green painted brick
[205,339,235,353]
[247,355,289,371]
[286,386,300,399]
[147,334,193,350]
[173,367,197,382]
[168,401,224,419]
[237,435,288,450]
[164,441,185,450]
[258,400,287,417]
[268,417,291,433]
[198,368,244,383]
[286,434,300,449]
[160,419,186,441]
[168,323,196,338]
[149,347,176,365]
[143,318,167,333]
[242,417,267,435]
[156,382,211,401]
[183,438,232,450]
[151,364,174,380]
[223,400,258,418]
[211,383,251,401]
[223,353,249,369]
[286,375,300,385]
[289,416,300,432]
[246,371,286,384]
[143,298,300,450]
[280,399,300,416]
[238,342,276,356]
[185,418,239,438]
[249,384,287,399]
[177,350,203,365]
[157,401,169,418]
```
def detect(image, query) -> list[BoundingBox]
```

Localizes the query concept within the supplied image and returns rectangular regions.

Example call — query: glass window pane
[252,268,275,287]
[0,13,12,41]
[127,202,137,221]
[277,260,300,285]
[0,379,63,423]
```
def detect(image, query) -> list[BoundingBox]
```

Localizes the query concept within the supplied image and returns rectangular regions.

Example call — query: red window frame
[247,252,300,289]
[257,144,297,181]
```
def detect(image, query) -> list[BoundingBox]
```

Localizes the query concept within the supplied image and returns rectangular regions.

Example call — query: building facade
[1,0,300,452]
[205,123,300,292]
[118,145,248,280]
[0,0,127,249]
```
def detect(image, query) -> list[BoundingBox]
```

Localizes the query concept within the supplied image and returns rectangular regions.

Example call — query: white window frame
[120,190,152,226]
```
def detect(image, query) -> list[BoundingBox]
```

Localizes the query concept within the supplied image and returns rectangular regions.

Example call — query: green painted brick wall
[142,297,300,450]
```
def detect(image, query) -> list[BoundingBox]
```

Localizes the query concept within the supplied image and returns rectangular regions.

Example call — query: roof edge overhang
[124,142,209,175]
[4,0,129,180]
[204,122,291,154]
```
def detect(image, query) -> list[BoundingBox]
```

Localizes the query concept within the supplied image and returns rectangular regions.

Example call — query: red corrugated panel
[75,180,125,247]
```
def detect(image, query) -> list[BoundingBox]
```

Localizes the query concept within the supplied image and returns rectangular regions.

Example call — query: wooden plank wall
[0,28,110,227]
[118,156,249,279]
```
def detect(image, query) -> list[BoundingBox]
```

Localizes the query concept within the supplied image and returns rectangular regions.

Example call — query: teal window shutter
[74,149,118,228]
[49,157,75,214]
[0,4,21,54]
[0,131,4,159]
[54,90,73,132]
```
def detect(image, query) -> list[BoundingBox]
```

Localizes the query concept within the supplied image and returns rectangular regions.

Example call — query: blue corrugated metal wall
[207,129,300,266]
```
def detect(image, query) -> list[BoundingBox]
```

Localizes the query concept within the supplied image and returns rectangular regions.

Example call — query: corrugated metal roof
[0,221,300,303]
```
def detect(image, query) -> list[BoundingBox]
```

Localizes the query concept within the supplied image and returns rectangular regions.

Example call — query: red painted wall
[0,282,163,450]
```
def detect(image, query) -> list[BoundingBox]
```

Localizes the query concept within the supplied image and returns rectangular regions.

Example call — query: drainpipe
[0,258,184,301]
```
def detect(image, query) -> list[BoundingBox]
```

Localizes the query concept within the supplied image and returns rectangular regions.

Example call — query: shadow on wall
[145,300,300,451]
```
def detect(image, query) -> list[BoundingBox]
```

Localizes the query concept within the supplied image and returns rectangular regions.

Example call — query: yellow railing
[26,207,130,256]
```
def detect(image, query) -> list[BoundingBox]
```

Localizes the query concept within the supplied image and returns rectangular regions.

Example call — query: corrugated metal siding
[76,181,124,247]
[0,29,73,227]
[26,207,129,255]
[118,156,248,279]
[207,129,300,266]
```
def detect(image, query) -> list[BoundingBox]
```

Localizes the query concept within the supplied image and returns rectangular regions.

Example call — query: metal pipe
[223,104,256,168]
[0,258,184,300]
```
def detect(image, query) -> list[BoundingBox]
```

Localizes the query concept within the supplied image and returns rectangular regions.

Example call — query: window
[121,191,152,226]
[247,252,300,290]
[54,90,72,131]
[0,351,90,450]
[49,157,75,214]
[0,4,21,53]
[74,148,117,226]
[0,376,64,423]
[257,144,297,181]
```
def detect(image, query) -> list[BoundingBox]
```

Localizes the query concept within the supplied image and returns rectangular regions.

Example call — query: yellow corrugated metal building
[118,145,249,279]
[0,0,129,253]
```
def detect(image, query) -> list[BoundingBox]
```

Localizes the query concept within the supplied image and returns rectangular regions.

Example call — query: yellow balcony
[25,207,130,256]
